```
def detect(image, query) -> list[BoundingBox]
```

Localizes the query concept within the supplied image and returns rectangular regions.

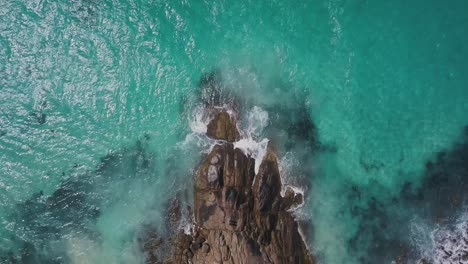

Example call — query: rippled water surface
[1,0,468,263]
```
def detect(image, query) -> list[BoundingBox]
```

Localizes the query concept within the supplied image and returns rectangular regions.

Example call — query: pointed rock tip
[206,111,240,142]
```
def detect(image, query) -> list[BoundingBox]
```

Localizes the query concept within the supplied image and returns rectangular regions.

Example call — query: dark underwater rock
[198,71,223,108]
[2,139,157,263]
[197,71,241,111]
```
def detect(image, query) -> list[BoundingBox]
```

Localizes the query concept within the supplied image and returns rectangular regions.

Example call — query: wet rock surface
[143,110,314,264]
[206,111,240,142]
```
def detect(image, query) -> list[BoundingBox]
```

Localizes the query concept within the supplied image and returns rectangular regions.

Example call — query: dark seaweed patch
[264,103,319,152]
[198,71,223,107]
[359,158,385,173]
[196,70,240,111]
[396,125,468,225]
[345,125,468,263]
[29,111,46,125]
[0,241,66,264]
[1,138,156,262]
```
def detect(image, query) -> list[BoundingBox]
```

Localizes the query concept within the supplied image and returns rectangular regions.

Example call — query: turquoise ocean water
[1,0,467,263]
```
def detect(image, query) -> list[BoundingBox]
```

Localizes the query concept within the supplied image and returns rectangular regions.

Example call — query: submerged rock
[197,71,241,111]
[144,110,314,263]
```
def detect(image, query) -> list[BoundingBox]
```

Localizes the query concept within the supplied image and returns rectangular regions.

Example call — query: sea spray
[430,215,468,263]
[234,106,270,174]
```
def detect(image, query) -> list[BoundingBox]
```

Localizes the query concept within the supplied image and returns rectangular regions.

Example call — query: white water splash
[411,213,468,264]
[233,106,270,174]
[431,217,468,263]
[188,106,210,134]
[66,236,142,264]
[244,106,269,138]
[180,106,215,153]
[234,137,269,175]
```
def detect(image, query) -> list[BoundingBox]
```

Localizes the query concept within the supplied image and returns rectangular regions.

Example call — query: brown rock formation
[194,110,314,264]
[143,110,314,264]
[206,111,240,142]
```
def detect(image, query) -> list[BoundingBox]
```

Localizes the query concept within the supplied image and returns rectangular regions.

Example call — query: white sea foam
[188,106,210,134]
[67,237,99,264]
[278,153,299,191]
[278,153,308,211]
[66,236,142,264]
[186,105,271,167]
[411,213,468,263]
[180,106,216,153]
[232,106,270,174]
[234,106,308,198]
[431,217,468,264]
[243,106,269,138]
[234,137,269,175]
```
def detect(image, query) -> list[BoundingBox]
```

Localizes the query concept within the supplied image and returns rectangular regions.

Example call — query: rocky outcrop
[206,111,240,142]
[143,110,314,264]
